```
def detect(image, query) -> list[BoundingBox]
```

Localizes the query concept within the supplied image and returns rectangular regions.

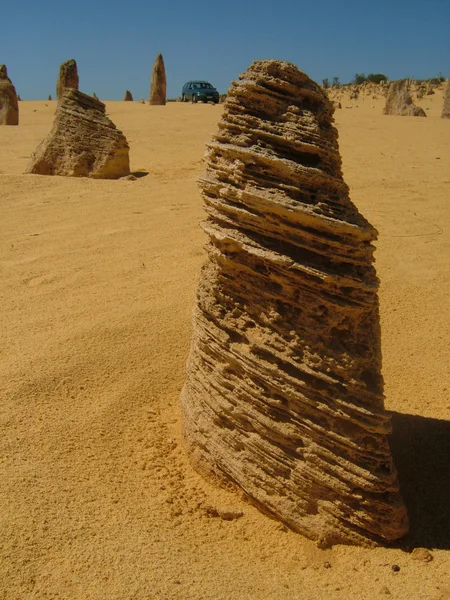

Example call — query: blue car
[182,81,219,104]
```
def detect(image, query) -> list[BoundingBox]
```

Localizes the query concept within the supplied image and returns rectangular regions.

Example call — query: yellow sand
[1,90,449,600]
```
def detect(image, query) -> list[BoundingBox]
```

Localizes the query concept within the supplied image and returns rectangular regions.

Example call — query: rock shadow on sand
[389,411,450,550]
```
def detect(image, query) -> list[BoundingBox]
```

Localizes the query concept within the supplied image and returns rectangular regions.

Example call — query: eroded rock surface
[26,89,130,178]
[56,59,79,104]
[0,64,19,125]
[441,79,450,119]
[383,80,426,116]
[181,59,409,547]
[149,53,166,105]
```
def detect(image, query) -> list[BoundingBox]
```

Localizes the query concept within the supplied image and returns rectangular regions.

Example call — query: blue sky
[1,0,449,100]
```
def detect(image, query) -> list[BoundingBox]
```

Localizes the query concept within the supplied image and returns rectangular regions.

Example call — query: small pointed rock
[26,89,130,179]
[0,64,19,125]
[149,53,166,105]
[48,94,52,101]
[124,90,133,101]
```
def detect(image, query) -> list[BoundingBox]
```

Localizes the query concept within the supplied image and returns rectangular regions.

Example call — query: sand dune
[1,93,449,599]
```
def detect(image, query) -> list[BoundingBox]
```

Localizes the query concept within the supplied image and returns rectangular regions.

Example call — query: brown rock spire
[181,59,409,547]
[383,80,426,116]
[0,64,19,125]
[124,90,133,101]
[26,89,130,179]
[149,53,166,105]
[56,59,79,104]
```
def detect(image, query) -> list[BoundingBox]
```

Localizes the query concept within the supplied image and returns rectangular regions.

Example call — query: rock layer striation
[149,53,166,105]
[383,80,426,116]
[26,89,130,178]
[181,59,409,547]
[0,64,19,125]
[56,59,79,104]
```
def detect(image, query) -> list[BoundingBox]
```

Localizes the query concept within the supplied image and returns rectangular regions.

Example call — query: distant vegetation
[321,72,446,89]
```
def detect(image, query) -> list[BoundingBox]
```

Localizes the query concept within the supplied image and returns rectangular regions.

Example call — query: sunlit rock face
[181,59,409,547]
[56,59,79,104]
[383,79,426,117]
[26,89,130,179]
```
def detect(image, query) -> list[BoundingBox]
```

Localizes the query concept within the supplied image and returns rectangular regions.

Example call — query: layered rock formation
[181,59,409,547]
[149,53,166,105]
[441,79,450,119]
[0,64,19,125]
[56,59,79,104]
[383,80,426,116]
[26,89,130,179]
[124,90,133,101]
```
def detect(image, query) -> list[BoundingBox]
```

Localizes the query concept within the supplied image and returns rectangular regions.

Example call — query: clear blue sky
[1,0,449,100]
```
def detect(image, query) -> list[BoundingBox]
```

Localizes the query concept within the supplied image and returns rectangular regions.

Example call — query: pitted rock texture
[383,80,426,116]
[26,89,130,179]
[441,79,450,119]
[56,59,79,104]
[181,59,409,547]
[0,64,19,125]
[124,90,133,101]
[149,53,166,105]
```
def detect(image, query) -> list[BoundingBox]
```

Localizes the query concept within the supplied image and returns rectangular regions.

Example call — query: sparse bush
[353,73,367,85]
[322,78,329,89]
[332,76,340,88]
[367,73,388,84]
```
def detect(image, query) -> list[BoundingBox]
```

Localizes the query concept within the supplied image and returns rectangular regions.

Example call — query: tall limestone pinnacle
[56,59,79,104]
[180,59,409,547]
[149,53,166,105]
[441,79,450,119]
[0,64,19,125]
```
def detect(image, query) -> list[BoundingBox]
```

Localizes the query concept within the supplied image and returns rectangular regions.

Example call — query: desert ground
[1,87,449,599]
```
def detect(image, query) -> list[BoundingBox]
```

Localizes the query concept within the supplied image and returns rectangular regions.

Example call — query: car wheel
[182,94,187,102]
[192,94,197,104]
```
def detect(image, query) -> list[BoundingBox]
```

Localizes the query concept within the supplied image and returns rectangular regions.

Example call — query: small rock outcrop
[0,64,19,125]
[93,92,99,100]
[383,80,426,116]
[56,59,79,104]
[149,53,166,105]
[124,90,133,101]
[181,59,409,547]
[26,89,130,179]
[48,94,52,101]
[441,79,450,119]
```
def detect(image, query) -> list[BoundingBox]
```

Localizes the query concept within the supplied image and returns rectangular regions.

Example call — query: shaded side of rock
[0,64,19,125]
[124,90,133,101]
[441,79,450,119]
[149,53,166,105]
[26,89,130,179]
[181,59,409,547]
[383,80,426,116]
[56,59,79,104]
